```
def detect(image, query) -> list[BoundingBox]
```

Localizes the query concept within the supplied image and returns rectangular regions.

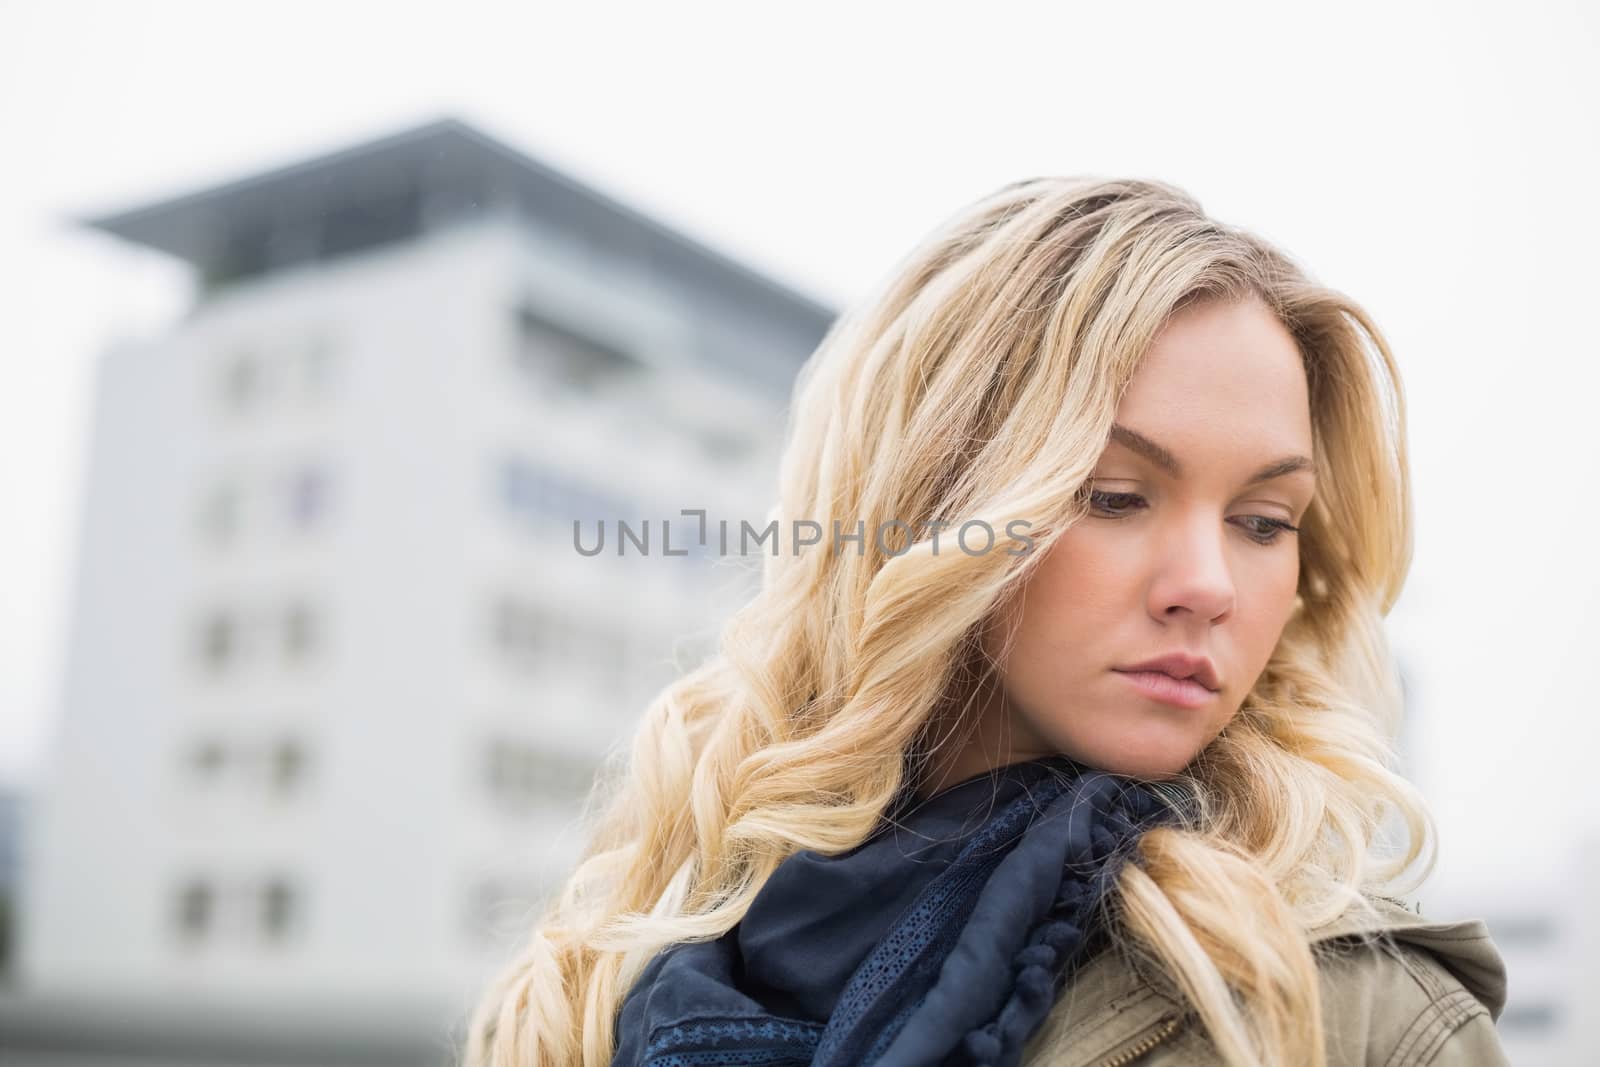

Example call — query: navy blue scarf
[612,754,1178,1067]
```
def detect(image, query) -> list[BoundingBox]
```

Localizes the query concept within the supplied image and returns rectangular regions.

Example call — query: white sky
[1,0,1596,889]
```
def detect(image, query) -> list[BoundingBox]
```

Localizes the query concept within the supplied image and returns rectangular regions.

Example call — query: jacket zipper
[1092,1013,1181,1067]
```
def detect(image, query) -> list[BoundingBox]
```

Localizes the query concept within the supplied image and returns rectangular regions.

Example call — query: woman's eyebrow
[1108,423,1316,484]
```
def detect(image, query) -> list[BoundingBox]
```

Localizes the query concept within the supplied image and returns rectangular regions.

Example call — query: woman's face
[973,295,1317,781]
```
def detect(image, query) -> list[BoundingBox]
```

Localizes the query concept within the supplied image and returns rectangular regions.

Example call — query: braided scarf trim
[955,776,1169,1066]
[809,776,1078,1066]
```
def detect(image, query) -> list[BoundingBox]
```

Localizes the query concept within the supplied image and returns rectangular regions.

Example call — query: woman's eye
[1235,515,1298,546]
[1087,489,1143,516]
[1086,489,1298,546]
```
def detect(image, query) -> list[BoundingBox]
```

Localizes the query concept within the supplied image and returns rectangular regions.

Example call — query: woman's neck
[911,682,1059,801]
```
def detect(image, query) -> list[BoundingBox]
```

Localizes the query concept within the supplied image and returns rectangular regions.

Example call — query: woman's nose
[1148,515,1235,623]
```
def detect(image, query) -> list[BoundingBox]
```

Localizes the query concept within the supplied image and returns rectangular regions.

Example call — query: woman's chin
[1054,728,1205,781]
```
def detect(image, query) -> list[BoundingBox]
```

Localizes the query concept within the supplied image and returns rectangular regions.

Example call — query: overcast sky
[2,0,1596,891]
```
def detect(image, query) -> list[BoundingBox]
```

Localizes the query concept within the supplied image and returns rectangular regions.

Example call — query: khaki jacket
[1022,896,1509,1066]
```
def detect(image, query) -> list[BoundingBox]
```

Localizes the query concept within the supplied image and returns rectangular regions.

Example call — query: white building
[1419,832,1600,1067]
[9,117,833,1063]
[1400,638,1600,1063]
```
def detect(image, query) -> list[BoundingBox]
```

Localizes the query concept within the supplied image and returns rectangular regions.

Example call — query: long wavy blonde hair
[460,176,1433,1067]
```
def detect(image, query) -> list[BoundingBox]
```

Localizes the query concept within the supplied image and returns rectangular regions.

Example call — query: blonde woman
[461,178,1509,1066]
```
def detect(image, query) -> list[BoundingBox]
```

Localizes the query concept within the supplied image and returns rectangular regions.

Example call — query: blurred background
[0,2,1595,1064]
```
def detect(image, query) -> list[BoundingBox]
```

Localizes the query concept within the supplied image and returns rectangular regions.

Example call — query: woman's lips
[1113,669,1217,709]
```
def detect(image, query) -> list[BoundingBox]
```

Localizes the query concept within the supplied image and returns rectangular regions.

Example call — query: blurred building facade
[1422,832,1600,1067]
[7,118,833,1063]
[1403,646,1600,1063]
[0,786,20,985]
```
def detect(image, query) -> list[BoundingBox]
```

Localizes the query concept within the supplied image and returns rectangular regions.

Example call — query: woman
[461,177,1509,1066]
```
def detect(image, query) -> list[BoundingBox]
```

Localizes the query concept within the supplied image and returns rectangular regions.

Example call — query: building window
[198,482,240,546]
[491,596,556,672]
[499,459,529,514]
[194,599,329,676]
[492,597,520,655]
[189,740,226,782]
[175,880,213,940]
[286,464,331,530]
[198,610,237,672]
[171,875,307,948]
[221,349,263,412]
[282,600,319,662]
[180,736,310,800]
[218,329,338,415]
[491,598,573,674]
[484,737,598,811]
[511,304,642,397]
[488,595,632,696]
[697,428,750,465]
[259,878,297,941]
[297,331,336,402]
[198,464,336,545]
[496,456,636,537]
[270,739,307,795]
[487,739,513,798]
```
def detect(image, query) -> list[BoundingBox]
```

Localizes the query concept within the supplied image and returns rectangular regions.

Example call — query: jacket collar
[1022,894,1508,1067]
[1304,894,1508,1021]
